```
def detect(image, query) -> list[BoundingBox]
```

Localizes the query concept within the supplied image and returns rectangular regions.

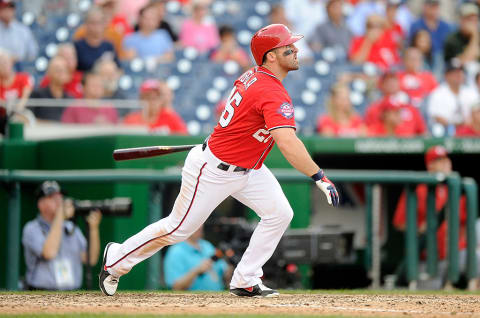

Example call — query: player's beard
[279,54,299,72]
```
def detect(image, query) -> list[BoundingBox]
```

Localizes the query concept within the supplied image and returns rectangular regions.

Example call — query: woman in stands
[317,83,366,137]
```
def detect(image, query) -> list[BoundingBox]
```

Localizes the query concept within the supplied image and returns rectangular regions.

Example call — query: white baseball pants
[105,144,293,288]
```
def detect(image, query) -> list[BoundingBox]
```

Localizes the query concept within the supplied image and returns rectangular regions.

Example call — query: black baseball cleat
[230,283,279,297]
[99,242,120,296]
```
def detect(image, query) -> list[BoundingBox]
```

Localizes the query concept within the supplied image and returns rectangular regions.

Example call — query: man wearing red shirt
[393,146,468,268]
[397,47,437,107]
[349,14,400,70]
[365,71,427,136]
[123,79,187,134]
[99,24,339,298]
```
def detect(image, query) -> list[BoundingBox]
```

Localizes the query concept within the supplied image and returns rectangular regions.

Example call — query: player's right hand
[312,170,339,207]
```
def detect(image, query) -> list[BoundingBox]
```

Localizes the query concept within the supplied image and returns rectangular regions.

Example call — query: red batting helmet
[250,24,303,66]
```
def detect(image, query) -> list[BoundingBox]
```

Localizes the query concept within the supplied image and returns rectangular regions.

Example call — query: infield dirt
[1,292,480,317]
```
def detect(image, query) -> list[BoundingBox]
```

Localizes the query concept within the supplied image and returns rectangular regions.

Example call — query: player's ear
[265,50,277,63]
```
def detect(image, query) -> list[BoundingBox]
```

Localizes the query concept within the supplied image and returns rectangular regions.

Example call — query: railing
[1,168,475,290]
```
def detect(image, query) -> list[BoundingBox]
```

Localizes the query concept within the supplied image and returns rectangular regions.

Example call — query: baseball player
[99,24,339,297]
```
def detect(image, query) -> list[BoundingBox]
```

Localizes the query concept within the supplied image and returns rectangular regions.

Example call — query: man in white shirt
[0,0,38,62]
[427,58,478,131]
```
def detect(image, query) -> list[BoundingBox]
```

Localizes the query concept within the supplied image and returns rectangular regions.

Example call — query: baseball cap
[445,58,464,73]
[35,181,61,200]
[460,3,479,17]
[0,0,15,8]
[425,145,448,166]
[139,79,161,94]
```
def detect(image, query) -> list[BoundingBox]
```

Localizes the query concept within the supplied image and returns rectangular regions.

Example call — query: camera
[73,197,133,217]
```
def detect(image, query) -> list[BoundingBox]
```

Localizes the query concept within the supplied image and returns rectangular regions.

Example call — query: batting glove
[311,169,339,207]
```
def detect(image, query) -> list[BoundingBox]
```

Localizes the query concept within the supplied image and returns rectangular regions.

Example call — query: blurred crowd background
[2,0,480,138]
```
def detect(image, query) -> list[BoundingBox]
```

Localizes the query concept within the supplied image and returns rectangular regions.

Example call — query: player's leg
[230,164,293,296]
[99,146,246,295]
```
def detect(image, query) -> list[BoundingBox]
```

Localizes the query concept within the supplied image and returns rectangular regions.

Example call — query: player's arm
[270,127,339,206]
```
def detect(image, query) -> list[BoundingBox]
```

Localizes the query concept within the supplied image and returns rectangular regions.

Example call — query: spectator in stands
[456,103,480,137]
[427,59,478,134]
[22,181,101,290]
[61,72,118,124]
[269,4,313,62]
[409,0,451,58]
[309,0,352,56]
[74,7,119,72]
[74,2,128,60]
[149,0,178,42]
[123,3,174,62]
[0,49,33,115]
[384,0,404,50]
[40,44,83,99]
[347,0,414,36]
[30,56,72,122]
[349,14,400,70]
[365,71,427,135]
[164,225,233,291]
[93,57,125,100]
[123,79,187,134]
[443,3,479,74]
[367,99,425,137]
[96,0,132,36]
[410,29,440,74]
[210,25,250,70]
[317,83,367,137]
[179,0,220,54]
[397,47,438,107]
[393,146,471,286]
[0,0,38,63]
[283,0,326,42]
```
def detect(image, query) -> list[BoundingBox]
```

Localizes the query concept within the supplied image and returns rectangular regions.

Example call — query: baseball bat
[113,144,200,161]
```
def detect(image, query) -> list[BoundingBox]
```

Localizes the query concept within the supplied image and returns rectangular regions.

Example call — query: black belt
[217,163,248,172]
[202,141,248,172]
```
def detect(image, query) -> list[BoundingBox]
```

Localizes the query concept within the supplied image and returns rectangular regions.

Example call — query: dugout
[1,124,479,290]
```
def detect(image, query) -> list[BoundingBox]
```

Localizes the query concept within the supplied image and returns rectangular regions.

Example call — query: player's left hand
[312,170,339,207]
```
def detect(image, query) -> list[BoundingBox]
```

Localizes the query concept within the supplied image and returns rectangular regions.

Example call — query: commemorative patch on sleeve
[278,102,294,119]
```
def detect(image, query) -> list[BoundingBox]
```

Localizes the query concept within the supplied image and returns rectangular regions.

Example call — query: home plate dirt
[1,292,480,317]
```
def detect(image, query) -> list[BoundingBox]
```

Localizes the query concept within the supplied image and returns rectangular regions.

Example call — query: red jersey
[365,97,426,135]
[317,114,365,137]
[0,73,33,100]
[349,33,400,70]
[385,24,404,50]
[40,71,83,98]
[397,71,437,107]
[456,125,480,137]
[208,66,296,169]
[393,184,467,260]
[123,108,187,135]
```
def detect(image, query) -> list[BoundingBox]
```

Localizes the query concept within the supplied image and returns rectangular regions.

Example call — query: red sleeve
[317,115,334,133]
[168,111,188,135]
[393,191,407,229]
[393,185,428,229]
[411,106,427,134]
[426,73,438,93]
[258,89,296,131]
[348,37,363,60]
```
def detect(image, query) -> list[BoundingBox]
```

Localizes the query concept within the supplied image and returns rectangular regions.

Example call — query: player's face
[275,44,299,71]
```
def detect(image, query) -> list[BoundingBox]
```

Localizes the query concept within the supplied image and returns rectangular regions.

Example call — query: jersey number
[219,88,243,128]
